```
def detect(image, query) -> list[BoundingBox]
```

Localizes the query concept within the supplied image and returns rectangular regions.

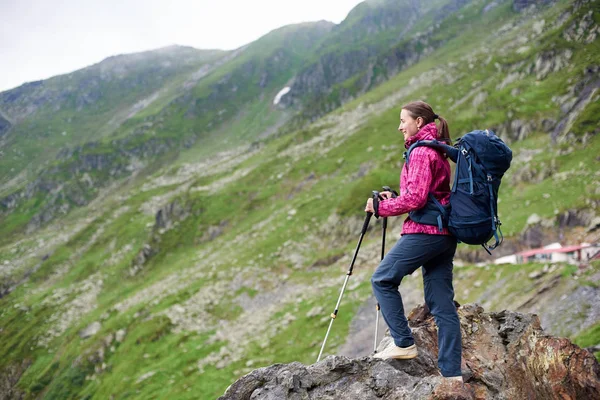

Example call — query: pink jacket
[377,122,452,235]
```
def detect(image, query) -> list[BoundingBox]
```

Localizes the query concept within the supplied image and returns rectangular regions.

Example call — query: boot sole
[373,351,418,360]
[389,353,418,360]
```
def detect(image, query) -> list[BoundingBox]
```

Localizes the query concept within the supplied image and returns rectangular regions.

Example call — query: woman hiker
[364,100,462,382]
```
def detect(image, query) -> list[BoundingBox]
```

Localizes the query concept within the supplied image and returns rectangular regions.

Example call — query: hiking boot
[373,343,417,360]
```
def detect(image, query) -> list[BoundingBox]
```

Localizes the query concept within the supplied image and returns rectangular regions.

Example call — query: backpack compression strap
[483,174,503,253]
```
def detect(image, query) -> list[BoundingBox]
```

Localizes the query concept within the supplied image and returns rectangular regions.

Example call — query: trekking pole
[373,186,398,354]
[317,204,375,362]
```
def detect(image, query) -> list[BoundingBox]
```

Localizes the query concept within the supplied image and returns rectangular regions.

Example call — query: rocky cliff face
[278,0,484,126]
[278,0,424,115]
[0,132,181,233]
[220,304,600,400]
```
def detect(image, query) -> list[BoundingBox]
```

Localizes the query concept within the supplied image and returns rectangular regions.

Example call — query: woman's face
[398,109,423,141]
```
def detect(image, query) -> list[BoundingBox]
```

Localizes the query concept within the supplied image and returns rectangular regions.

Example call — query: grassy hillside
[0,0,599,399]
[0,22,334,240]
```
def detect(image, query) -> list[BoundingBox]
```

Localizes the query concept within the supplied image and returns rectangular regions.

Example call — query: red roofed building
[514,243,599,264]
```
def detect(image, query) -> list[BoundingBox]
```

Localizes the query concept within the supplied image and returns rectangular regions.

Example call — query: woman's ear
[416,117,423,129]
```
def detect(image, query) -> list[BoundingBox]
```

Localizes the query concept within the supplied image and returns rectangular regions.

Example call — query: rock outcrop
[0,113,10,138]
[551,65,600,143]
[0,360,29,400]
[154,199,189,231]
[129,198,191,275]
[513,0,554,12]
[564,8,599,44]
[220,304,600,399]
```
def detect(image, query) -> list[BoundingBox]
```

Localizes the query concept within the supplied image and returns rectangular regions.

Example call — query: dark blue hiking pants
[371,234,461,377]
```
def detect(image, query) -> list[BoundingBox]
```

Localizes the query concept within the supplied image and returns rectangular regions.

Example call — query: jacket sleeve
[378,148,433,217]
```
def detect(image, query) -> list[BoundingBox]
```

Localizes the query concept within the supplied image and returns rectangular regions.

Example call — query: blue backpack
[405,130,513,254]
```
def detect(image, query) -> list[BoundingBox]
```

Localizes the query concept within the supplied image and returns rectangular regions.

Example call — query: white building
[494,243,600,265]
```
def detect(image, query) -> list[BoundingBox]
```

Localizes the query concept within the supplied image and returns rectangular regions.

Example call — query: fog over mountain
[0,0,364,91]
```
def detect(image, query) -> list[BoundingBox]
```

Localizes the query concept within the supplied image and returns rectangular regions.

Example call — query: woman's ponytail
[437,116,451,145]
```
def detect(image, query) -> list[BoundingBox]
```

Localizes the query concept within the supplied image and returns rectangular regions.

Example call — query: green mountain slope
[0,22,334,239]
[0,0,599,399]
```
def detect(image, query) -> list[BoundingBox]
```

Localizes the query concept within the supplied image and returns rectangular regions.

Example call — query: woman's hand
[379,191,393,199]
[365,198,375,213]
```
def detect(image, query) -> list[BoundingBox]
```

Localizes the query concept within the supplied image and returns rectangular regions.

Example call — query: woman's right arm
[377,148,433,217]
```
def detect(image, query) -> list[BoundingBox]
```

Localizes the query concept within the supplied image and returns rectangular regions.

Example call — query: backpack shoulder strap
[404,140,458,166]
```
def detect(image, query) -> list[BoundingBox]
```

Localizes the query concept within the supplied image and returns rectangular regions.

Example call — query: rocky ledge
[219,303,600,400]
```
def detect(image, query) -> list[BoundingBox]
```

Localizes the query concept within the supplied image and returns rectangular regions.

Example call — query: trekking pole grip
[361,212,373,234]
[371,190,381,219]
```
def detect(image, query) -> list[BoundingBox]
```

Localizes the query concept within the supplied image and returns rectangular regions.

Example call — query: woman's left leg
[422,236,462,378]
[371,234,450,349]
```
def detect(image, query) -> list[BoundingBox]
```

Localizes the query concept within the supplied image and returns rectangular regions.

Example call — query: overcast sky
[0,0,365,92]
